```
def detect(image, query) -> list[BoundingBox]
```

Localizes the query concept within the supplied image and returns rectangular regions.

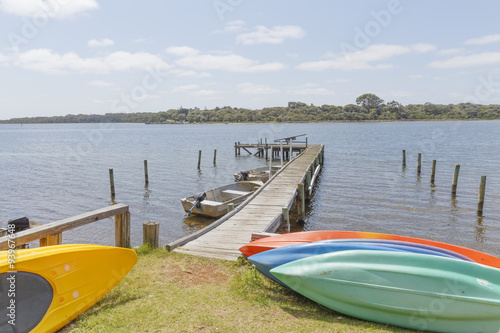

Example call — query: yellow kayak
[0,244,137,333]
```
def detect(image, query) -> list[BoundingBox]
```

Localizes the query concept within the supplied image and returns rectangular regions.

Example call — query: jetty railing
[0,204,130,250]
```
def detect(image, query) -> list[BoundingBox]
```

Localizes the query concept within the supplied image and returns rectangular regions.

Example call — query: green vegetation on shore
[59,246,413,333]
[3,94,500,124]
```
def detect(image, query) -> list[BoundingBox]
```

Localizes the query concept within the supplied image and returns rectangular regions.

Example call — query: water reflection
[475,216,485,244]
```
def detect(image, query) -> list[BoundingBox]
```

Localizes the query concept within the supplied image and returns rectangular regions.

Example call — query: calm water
[1,121,499,256]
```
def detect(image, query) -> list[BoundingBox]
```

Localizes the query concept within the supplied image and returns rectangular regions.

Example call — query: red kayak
[239,230,500,269]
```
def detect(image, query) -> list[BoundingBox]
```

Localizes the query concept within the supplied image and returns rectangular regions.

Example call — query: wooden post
[234,142,237,157]
[213,149,217,166]
[109,168,115,197]
[417,153,422,174]
[451,164,460,196]
[227,203,234,212]
[265,138,268,160]
[197,150,202,169]
[143,220,159,248]
[477,176,487,216]
[402,150,406,167]
[289,139,293,161]
[115,211,131,248]
[144,160,149,185]
[280,142,284,167]
[431,160,436,184]
[282,207,290,232]
[297,183,305,222]
[305,168,312,199]
[39,233,62,247]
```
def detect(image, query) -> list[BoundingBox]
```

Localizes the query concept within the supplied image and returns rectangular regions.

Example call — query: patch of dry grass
[59,247,415,333]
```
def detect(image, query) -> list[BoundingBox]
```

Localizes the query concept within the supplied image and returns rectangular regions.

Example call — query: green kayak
[270,250,500,333]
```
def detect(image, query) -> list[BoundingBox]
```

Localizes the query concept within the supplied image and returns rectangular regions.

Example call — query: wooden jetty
[235,134,308,160]
[169,143,324,261]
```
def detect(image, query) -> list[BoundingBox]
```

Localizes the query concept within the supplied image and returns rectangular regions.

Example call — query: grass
[60,246,416,333]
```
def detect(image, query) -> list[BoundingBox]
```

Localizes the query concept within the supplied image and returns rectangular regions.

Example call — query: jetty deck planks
[174,144,323,261]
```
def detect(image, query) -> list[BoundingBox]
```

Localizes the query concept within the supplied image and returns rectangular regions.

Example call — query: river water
[1,121,499,256]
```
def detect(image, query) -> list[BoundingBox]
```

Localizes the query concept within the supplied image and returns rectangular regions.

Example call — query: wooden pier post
[305,168,312,199]
[213,149,217,166]
[431,160,436,184]
[144,160,149,185]
[282,207,290,232]
[227,203,235,212]
[234,142,238,157]
[39,233,62,247]
[402,150,406,167]
[280,142,284,167]
[417,153,422,174]
[109,168,116,197]
[115,211,131,248]
[297,183,305,222]
[198,150,202,169]
[265,138,269,160]
[289,139,293,161]
[477,176,487,216]
[451,164,460,196]
[143,220,159,248]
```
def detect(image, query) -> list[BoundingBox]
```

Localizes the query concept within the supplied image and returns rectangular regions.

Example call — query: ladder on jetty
[171,144,324,261]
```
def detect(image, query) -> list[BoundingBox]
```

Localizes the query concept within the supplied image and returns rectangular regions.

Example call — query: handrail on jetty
[0,204,130,250]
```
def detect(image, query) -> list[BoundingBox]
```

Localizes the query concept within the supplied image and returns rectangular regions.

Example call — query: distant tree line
[2,94,499,124]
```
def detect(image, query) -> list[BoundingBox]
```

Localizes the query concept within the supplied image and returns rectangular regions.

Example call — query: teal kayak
[271,250,500,333]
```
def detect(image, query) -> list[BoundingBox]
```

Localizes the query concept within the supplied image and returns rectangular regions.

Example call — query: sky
[0,0,499,119]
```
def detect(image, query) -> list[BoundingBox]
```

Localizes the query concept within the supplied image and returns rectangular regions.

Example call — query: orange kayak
[239,230,500,269]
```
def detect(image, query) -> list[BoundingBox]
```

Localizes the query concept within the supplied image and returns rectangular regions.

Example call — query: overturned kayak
[271,250,500,333]
[239,230,500,269]
[0,244,137,333]
[248,239,472,285]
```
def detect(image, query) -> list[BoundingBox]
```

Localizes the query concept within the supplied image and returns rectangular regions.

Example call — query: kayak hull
[271,250,500,333]
[0,244,137,333]
[240,230,500,269]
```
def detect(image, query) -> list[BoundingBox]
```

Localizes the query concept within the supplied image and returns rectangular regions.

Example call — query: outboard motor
[236,171,249,182]
[186,192,207,216]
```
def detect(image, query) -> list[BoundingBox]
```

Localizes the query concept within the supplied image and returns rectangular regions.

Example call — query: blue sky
[0,0,499,119]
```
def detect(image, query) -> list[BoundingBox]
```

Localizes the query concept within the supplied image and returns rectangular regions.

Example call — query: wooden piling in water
[451,164,460,196]
[144,160,149,185]
[115,211,130,248]
[297,183,305,222]
[402,150,406,166]
[198,150,202,169]
[213,149,217,166]
[282,207,290,232]
[109,168,115,197]
[143,220,159,248]
[477,176,487,216]
[417,153,422,174]
[431,160,436,184]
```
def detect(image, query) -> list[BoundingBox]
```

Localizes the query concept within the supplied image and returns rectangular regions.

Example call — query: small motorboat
[181,180,263,218]
[234,166,281,182]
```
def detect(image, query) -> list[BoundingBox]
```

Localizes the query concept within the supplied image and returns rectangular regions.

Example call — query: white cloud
[408,74,423,79]
[237,83,278,95]
[224,20,245,32]
[297,43,435,71]
[172,84,199,93]
[464,34,500,45]
[428,52,500,69]
[287,83,335,96]
[87,80,113,87]
[0,0,99,19]
[12,49,170,74]
[171,47,286,73]
[192,89,217,97]
[237,25,305,45]
[169,69,211,78]
[88,38,114,48]
[0,52,9,64]
[437,48,464,56]
[165,46,199,57]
